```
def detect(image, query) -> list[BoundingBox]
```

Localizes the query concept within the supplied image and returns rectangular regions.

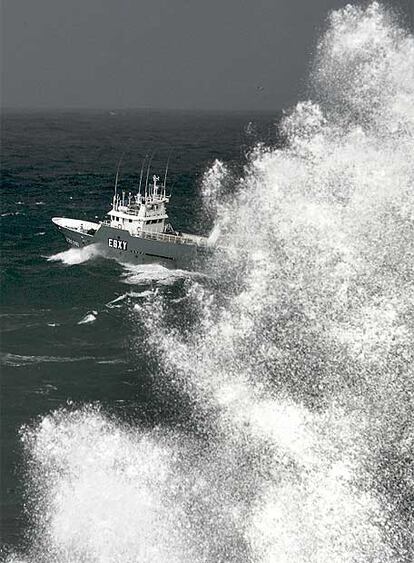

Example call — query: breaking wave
[10,3,414,562]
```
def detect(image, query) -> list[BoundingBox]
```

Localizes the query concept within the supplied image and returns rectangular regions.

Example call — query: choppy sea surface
[1,3,414,562]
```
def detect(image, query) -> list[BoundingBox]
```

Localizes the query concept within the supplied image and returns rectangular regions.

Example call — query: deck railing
[139,230,209,247]
[100,220,209,247]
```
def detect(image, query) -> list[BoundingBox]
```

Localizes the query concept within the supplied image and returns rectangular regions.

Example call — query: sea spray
[140,2,414,559]
[19,407,199,563]
[12,3,414,562]
[47,244,103,266]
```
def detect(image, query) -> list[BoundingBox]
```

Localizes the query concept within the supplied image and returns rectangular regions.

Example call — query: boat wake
[8,3,414,562]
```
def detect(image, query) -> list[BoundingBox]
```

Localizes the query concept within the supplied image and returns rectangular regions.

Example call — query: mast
[153,175,160,198]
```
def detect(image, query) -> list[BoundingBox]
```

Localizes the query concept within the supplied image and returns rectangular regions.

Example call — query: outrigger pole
[144,151,155,198]
[163,151,172,198]
[138,154,148,197]
[168,181,176,199]
[114,154,124,202]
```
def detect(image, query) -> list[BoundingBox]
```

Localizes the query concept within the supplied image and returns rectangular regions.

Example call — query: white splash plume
[47,244,103,266]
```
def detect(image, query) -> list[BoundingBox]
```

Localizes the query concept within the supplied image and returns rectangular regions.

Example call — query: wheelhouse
[108,175,173,236]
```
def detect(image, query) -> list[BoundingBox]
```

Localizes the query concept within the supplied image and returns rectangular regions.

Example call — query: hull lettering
[65,237,80,247]
[108,238,128,251]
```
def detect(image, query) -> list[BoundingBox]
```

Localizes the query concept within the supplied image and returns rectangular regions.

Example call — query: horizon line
[1,105,283,114]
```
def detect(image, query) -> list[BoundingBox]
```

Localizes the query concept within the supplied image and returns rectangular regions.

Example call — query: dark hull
[54,223,207,268]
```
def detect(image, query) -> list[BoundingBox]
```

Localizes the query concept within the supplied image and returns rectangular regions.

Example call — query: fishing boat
[52,164,211,267]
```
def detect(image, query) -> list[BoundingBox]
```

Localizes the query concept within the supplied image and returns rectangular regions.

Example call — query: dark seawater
[1,109,278,550]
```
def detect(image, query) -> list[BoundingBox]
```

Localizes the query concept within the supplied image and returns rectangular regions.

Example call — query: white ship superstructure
[108,175,170,235]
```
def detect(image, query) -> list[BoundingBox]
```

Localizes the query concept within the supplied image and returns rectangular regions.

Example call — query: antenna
[144,152,155,198]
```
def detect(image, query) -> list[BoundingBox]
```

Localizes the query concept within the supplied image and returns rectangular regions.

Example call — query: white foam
[134,289,156,298]
[1,353,94,366]
[78,311,98,325]
[106,290,156,309]
[48,244,102,265]
[20,408,198,562]
[105,294,129,308]
[121,263,196,286]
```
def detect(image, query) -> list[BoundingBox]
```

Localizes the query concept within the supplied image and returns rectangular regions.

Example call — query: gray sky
[2,0,413,111]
